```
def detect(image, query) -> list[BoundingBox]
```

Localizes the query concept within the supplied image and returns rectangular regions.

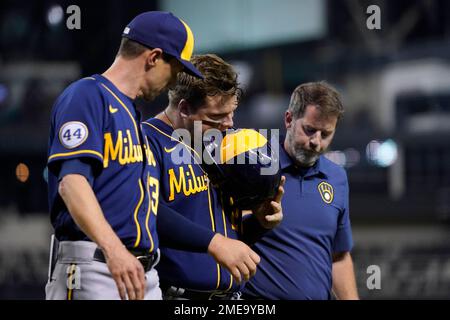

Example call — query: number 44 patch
[59,121,89,149]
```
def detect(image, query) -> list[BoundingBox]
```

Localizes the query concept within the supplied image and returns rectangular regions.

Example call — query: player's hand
[251,176,285,229]
[103,245,146,300]
[207,234,260,284]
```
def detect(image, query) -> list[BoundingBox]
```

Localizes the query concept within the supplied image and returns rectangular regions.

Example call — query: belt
[93,248,158,272]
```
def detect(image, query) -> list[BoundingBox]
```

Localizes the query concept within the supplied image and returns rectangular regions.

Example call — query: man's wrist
[207,233,224,255]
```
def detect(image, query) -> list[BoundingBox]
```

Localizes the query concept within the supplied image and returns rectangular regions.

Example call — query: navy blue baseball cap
[122,11,203,79]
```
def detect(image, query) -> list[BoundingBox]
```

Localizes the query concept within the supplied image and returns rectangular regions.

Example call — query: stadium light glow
[47,5,64,26]
[366,139,398,167]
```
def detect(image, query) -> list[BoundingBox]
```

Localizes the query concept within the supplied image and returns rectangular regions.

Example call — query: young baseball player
[142,54,284,299]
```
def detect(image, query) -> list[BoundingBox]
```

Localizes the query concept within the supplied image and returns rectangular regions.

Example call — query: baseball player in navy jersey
[45,11,204,300]
[141,54,285,300]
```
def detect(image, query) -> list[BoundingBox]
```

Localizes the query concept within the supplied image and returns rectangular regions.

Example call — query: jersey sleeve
[333,175,354,253]
[47,79,106,174]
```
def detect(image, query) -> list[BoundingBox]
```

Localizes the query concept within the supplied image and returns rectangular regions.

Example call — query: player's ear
[145,48,163,67]
[285,110,293,129]
[178,99,190,119]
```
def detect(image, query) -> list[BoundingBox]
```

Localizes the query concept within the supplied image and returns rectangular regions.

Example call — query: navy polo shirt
[242,142,353,300]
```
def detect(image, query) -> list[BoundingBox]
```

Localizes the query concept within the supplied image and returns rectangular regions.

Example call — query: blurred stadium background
[1,0,449,299]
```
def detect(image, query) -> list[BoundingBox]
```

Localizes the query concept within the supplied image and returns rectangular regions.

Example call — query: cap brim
[179,59,204,79]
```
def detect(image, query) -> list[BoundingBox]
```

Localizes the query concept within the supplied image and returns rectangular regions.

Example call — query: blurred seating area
[353,225,450,299]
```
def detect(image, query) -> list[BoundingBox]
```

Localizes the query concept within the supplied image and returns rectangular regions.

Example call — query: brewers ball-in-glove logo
[59,121,89,149]
[318,182,334,204]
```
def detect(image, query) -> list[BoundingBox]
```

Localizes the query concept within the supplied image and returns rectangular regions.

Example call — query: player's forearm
[58,174,123,253]
[332,252,359,300]
[157,203,215,252]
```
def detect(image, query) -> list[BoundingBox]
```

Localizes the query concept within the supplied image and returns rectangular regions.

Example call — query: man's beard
[287,134,322,167]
